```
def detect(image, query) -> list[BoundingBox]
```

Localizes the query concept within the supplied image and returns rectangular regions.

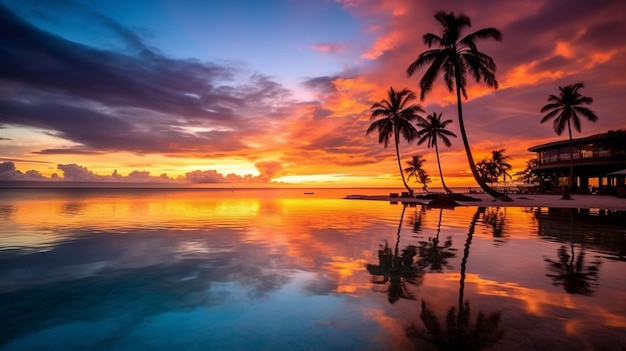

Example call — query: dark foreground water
[1,188,625,350]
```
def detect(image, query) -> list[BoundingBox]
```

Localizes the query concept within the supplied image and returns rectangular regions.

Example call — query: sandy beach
[347,193,626,211]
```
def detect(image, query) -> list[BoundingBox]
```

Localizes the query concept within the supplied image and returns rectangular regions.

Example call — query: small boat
[304,192,315,195]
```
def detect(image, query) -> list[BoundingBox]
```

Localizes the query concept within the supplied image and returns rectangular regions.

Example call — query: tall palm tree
[405,154,430,193]
[407,11,510,201]
[417,112,457,193]
[367,87,424,196]
[489,149,512,184]
[540,83,598,197]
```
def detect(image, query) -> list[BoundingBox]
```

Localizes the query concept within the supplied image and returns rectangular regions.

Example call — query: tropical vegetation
[416,112,457,193]
[407,11,511,201]
[404,154,431,193]
[367,87,424,196]
[540,82,598,198]
[514,159,539,184]
[475,149,512,186]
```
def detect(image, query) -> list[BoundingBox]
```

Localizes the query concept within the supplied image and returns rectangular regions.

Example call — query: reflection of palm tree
[409,204,427,233]
[418,208,457,272]
[481,207,507,244]
[544,244,601,295]
[367,87,424,196]
[367,204,424,304]
[408,207,504,350]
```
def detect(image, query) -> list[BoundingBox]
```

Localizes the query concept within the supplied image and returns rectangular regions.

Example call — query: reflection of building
[534,208,626,260]
[528,131,626,193]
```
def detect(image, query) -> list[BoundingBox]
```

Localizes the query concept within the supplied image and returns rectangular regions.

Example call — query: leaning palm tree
[540,83,598,198]
[407,11,510,201]
[489,149,512,185]
[417,112,457,193]
[405,154,430,193]
[367,87,424,196]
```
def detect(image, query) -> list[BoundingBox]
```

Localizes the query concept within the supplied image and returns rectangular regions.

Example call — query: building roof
[528,132,609,152]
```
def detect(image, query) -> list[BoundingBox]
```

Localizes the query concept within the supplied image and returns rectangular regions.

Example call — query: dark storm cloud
[0,4,290,155]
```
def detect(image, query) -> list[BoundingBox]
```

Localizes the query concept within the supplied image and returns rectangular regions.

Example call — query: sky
[1,0,625,188]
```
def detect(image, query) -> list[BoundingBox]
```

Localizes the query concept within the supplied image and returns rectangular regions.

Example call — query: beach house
[528,130,626,194]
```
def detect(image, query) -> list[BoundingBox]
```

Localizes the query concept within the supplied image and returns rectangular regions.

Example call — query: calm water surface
[1,188,625,350]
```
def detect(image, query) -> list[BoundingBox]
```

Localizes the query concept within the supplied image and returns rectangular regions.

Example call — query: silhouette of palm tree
[418,208,457,272]
[367,87,424,196]
[544,244,601,295]
[475,159,498,184]
[367,204,424,304]
[514,159,539,185]
[405,154,431,193]
[416,112,457,194]
[489,149,512,185]
[407,11,511,201]
[407,207,504,350]
[540,82,598,198]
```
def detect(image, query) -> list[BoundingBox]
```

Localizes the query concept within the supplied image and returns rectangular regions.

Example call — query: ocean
[1,188,625,350]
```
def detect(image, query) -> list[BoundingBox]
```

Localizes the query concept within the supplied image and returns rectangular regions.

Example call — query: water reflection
[535,207,626,261]
[2,189,626,350]
[366,204,424,303]
[544,244,601,295]
[417,208,457,272]
[481,207,507,246]
[407,207,503,350]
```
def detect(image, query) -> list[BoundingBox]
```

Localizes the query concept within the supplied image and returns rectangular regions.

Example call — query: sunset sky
[1,0,625,188]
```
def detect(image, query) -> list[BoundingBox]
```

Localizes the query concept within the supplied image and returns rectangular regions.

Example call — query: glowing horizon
[1,0,625,188]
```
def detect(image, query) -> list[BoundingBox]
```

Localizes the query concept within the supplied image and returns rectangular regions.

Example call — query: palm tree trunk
[434,141,452,193]
[453,71,510,201]
[394,129,413,196]
[566,120,574,197]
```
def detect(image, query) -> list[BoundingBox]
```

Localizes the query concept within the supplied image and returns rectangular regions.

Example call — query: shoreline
[346,193,626,211]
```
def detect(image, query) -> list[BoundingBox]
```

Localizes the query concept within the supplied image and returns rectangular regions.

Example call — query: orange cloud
[311,43,347,53]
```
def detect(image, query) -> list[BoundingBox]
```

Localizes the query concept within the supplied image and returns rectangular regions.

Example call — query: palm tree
[416,112,457,193]
[489,149,512,184]
[367,87,424,196]
[405,154,431,193]
[407,11,510,201]
[540,82,598,198]
[514,159,539,184]
[418,171,432,193]
[476,159,497,184]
